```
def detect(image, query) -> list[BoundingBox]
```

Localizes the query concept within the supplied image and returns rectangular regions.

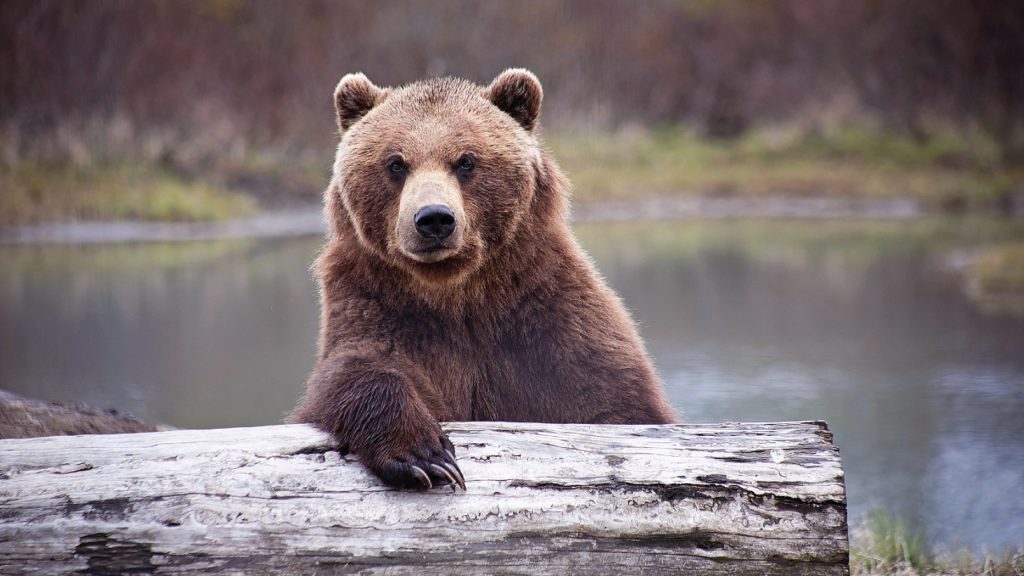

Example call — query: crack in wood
[75,533,155,575]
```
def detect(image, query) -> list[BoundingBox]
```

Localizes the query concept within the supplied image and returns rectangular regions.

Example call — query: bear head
[326,69,560,286]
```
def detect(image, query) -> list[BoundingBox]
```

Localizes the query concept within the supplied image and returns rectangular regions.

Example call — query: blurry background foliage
[1,0,1022,222]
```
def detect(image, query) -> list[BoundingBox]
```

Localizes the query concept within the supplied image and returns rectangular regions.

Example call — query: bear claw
[430,463,457,486]
[409,465,433,489]
[371,434,466,491]
[442,461,466,490]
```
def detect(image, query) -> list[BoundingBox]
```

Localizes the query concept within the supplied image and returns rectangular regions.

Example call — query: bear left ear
[486,69,543,131]
[334,73,387,132]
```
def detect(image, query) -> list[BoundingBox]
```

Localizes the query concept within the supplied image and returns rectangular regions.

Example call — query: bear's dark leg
[289,350,464,490]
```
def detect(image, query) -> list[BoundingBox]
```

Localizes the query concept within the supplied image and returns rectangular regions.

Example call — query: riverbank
[5,198,1024,315]
[851,511,1024,576]
[0,389,169,439]
[0,207,325,244]
[945,241,1024,317]
[0,197,930,245]
[2,126,1021,227]
[551,127,1024,214]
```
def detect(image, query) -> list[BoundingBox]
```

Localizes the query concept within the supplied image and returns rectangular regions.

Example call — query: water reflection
[1,219,1022,550]
[0,238,320,428]
[576,220,1024,551]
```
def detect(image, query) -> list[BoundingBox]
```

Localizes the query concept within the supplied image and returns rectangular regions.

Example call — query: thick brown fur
[290,69,676,490]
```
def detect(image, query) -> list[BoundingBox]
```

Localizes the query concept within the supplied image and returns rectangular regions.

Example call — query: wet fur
[291,71,675,489]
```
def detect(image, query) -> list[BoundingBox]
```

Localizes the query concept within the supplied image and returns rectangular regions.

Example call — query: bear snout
[414,204,456,240]
[396,172,466,264]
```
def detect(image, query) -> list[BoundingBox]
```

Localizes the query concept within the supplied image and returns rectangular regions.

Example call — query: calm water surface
[2,218,1023,550]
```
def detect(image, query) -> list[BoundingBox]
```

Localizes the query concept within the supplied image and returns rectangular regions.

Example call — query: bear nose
[414,204,456,240]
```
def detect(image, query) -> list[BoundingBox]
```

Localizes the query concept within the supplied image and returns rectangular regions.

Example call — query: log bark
[0,421,848,575]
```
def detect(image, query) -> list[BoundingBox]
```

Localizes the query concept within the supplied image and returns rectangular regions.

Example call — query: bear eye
[456,154,475,174]
[386,156,407,176]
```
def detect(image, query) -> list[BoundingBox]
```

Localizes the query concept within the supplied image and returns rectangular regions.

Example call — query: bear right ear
[486,69,543,131]
[334,73,387,131]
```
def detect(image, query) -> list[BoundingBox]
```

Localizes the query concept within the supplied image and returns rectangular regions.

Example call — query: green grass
[853,510,929,572]
[546,126,1022,211]
[850,510,1024,576]
[0,163,256,226]
[2,124,1020,225]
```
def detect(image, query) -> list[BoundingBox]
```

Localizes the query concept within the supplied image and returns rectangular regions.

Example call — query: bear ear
[486,68,543,131]
[334,73,386,131]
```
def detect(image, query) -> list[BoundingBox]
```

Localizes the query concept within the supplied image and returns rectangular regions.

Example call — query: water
[2,218,1023,551]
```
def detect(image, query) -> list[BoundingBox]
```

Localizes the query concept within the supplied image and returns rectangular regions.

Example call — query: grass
[962,242,1024,317]
[851,510,1024,575]
[853,510,929,573]
[968,243,1024,295]
[2,124,1021,225]
[0,163,257,226]
[546,125,1022,211]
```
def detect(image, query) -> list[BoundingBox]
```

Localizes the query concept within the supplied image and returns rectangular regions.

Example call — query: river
[1,217,1022,551]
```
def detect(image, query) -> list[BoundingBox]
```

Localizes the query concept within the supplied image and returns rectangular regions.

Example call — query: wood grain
[0,421,848,575]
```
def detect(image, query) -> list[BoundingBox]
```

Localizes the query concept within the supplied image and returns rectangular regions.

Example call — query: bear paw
[369,432,465,491]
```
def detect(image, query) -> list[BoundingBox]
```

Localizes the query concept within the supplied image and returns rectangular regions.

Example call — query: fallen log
[0,421,848,575]
[0,389,168,439]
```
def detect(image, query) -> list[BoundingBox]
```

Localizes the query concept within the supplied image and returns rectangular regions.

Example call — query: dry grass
[0,163,256,226]
[968,243,1024,295]
[851,511,1024,576]
[961,242,1024,317]
[2,125,1020,225]
[547,126,1021,211]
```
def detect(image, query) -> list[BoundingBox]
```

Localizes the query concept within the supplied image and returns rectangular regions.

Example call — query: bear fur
[290,69,675,489]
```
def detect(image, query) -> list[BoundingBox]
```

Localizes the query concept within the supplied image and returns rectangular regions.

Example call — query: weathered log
[0,389,169,439]
[0,421,848,575]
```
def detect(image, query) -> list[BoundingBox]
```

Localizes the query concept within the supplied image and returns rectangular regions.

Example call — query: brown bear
[290,69,675,490]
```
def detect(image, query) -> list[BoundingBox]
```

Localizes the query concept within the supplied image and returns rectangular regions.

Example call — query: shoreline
[0,207,326,245]
[0,196,936,245]
[0,389,170,439]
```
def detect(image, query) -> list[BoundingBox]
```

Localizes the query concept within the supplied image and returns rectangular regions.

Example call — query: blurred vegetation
[4,126,1022,225]
[851,510,1024,575]
[1,1,1023,223]
[550,127,1023,212]
[0,163,255,224]
[854,510,929,573]
[962,242,1024,317]
[968,243,1024,295]
[575,218,1024,265]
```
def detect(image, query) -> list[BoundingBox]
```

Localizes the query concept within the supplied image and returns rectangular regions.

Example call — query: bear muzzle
[414,205,456,241]
[397,173,466,264]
